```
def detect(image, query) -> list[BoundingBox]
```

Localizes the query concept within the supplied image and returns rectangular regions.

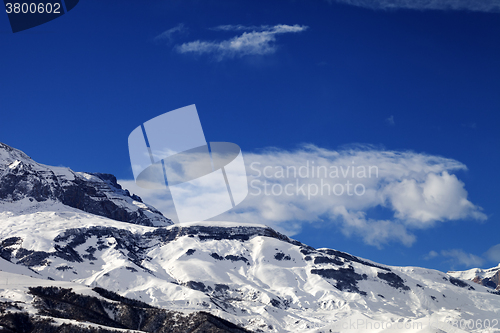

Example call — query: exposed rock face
[472,271,500,289]
[449,265,500,290]
[0,142,172,227]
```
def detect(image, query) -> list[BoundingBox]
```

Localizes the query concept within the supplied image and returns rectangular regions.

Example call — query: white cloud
[485,244,500,263]
[383,171,486,227]
[331,206,416,247]
[119,144,486,248]
[441,249,485,268]
[329,0,500,12]
[155,23,186,43]
[211,25,264,32]
[176,24,308,60]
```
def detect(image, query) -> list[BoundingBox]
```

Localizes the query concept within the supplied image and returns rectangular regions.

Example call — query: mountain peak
[0,142,33,169]
[449,264,500,290]
[0,142,172,227]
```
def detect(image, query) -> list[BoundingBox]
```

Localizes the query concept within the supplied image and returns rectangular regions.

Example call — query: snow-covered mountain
[449,265,500,291]
[0,270,250,332]
[0,142,172,227]
[1,142,500,333]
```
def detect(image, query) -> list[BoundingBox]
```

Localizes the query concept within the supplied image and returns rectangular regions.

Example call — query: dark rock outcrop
[0,142,172,227]
[0,286,251,333]
[311,267,368,295]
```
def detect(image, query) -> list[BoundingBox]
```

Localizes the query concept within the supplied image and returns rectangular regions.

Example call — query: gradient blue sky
[1,0,499,272]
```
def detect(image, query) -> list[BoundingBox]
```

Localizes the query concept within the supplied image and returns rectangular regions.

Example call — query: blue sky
[1,0,499,272]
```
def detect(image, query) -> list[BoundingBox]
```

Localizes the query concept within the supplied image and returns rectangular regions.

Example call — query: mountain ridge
[449,264,500,291]
[0,142,172,227]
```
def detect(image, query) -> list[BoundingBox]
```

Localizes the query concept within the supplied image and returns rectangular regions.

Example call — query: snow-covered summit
[0,142,172,227]
[449,264,500,290]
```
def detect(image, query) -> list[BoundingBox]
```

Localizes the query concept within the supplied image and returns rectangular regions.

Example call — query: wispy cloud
[427,244,500,269]
[154,23,186,44]
[176,24,308,60]
[119,144,486,248]
[329,0,500,12]
[424,250,439,260]
[485,244,500,263]
[210,24,265,32]
[441,249,485,268]
[386,115,395,126]
[462,122,477,129]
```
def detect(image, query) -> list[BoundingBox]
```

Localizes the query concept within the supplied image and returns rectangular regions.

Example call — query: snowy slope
[0,270,250,332]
